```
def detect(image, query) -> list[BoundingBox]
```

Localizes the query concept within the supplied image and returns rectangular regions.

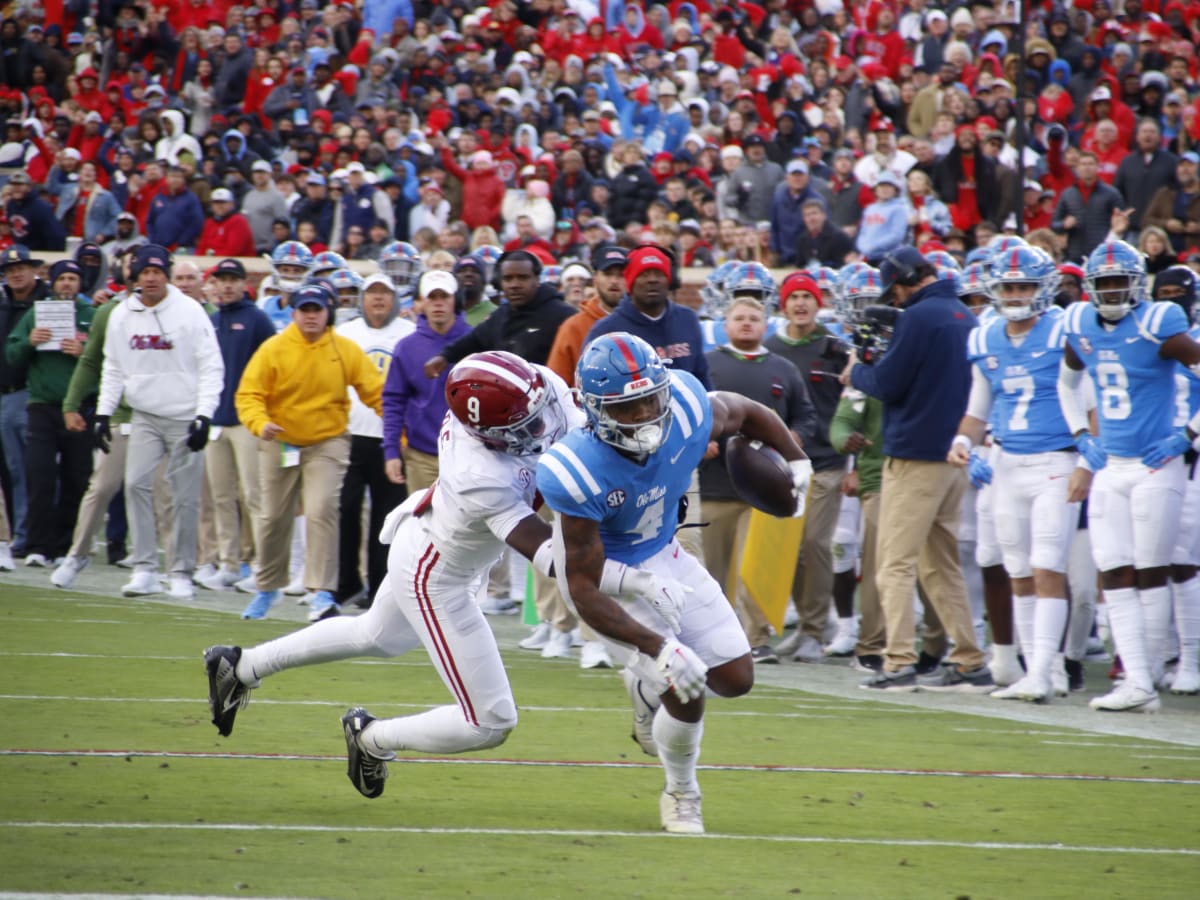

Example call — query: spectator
[856,172,909,264]
[242,160,290,255]
[908,63,971,139]
[235,281,384,622]
[729,135,785,226]
[292,173,335,246]
[452,254,497,327]
[95,245,224,601]
[547,244,627,386]
[795,199,856,269]
[53,161,121,246]
[853,119,916,190]
[100,212,147,267]
[608,142,660,231]
[199,259,275,592]
[409,181,449,239]
[771,161,829,266]
[335,273,414,611]
[826,149,866,236]
[196,189,256,258]
[1113,120,1178,238]
[146,166,203,252]
[339,161,395,243]
[1052,151,1125,263]
[383,269,471,495]
[436,136,505,232]
[1142,152,1200,255]
[905,169,952,246]
[932,126,998,237]
[843,247,991,692]
[4,172,65,251]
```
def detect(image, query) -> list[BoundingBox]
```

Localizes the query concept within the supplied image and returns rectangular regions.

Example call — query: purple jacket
[382,313,472,459]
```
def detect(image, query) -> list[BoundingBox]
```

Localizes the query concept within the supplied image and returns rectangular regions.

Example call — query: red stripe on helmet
[611,335,642,378]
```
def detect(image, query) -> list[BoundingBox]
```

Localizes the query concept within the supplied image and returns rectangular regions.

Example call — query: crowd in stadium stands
[3,0,1200,718]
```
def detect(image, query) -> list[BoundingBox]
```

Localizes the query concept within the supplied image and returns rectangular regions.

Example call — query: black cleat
[341,707,391,799]
[204,645,253,737]
[1065,658,1086,692]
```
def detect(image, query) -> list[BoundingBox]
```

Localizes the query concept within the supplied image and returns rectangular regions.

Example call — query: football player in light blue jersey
[1059,240,1200,712]
[951,246,1083,703]
[1157,266,1200,695]
[537,332,810,835]
[259,241,315,333]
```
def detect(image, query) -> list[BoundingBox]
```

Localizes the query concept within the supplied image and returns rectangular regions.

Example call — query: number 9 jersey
[537,370,713,566]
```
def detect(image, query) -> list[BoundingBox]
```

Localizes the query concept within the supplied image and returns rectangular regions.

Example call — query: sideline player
[1059,241,1200,712]
[204,351,683,798]
[537,333,811,834]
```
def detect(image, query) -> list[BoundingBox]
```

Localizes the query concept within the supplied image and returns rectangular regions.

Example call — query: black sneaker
[860,665,918,692]
[1065,658,1086,692]
[918,664,996,693]
[853,654,883,673]
[916,651,943,675]
[341,707,391,799]
[204,645,254,737]
[751,644,780,664]
[106,539,126,566]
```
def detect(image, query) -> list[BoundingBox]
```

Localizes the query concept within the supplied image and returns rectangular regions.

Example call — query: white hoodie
[154,111,203,166]
[98,285,224,421]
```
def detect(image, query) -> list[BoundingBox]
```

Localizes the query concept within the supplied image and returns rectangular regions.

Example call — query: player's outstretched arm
[709,391,807,463]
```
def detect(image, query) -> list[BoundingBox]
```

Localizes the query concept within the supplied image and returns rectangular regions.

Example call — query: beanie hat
[624,246,673,292]
[129,244,172,280]
[780,272,823,307]
[49,259,83,285]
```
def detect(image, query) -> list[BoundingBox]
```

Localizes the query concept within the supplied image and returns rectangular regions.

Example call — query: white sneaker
[197,566,240,591]
[1169,668,1200,695]
[783,604,799,628]
[122,571,162,597]
[791,634,824,663]
[990,674,1050,703]
[774,630,802,657]
[284,575,307,596]
[24,552,48,567]
[621,667,659,756]
[1050,659,1069,697]
[234,575,257,594]
[167,575,196,600]
[1089,683,1161,713]
[660,790,704,834]
[823,622,858,657]
[541,628,573,659]
[988,645,1024,687]
[569,626,584,647]
[116,555,134,569]
[193,563,219,585]
[0,542,14,572]
[479,596,520,615]
[50,555,89,589]
[518,622,553,651]
[580,641,612,669]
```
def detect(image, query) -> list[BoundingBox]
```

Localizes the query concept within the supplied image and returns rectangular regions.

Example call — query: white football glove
[655,638,708,703]
[620,567,691,634]
[788,458,813,518]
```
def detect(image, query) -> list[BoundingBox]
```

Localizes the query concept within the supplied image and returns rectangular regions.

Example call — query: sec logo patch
[606,489,626,508]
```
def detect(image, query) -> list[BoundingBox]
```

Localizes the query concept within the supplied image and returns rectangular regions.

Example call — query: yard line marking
[5,749,1198,785]
[1133,754,1200,761]
[0,894,301,900]
[1041,740,1200,751]
[3,821,1197,855]
[952,728,1131,738]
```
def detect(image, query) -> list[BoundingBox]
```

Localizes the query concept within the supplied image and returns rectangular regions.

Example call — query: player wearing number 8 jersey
[1059,240,1200,712]
[537,333,810,834]
[951,246,1087,703]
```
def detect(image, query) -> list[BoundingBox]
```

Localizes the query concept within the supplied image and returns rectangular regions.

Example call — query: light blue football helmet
[576,332,672,457]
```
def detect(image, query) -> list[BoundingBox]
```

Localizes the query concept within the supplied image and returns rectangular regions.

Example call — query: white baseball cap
[211,188,235,203]
[419,270,458,297]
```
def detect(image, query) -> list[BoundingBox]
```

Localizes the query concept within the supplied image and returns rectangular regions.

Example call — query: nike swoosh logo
[670,448,686,464]
[1030,351,1047,358]
[1126,336,1140,343]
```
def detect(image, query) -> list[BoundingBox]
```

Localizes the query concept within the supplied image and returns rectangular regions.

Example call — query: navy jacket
[850,278,973,461]
[210,296,276,426]
[586,298,713,389]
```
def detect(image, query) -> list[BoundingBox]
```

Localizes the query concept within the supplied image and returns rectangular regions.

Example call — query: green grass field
[1,576,1198,900]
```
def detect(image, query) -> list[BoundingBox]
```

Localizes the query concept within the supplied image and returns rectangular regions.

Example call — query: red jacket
[127,178,170,232]
[439,147,505,231]
[196,212,256,258]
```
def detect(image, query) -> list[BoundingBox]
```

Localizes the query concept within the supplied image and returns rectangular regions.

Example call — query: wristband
[531,539,555,578]
[951,434,972,453]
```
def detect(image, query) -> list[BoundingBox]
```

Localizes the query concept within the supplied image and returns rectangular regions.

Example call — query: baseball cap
[592,244,629,271]
[875,170,903,189]
[67,32,84,45]
[0,245,43,268]
[306,172,327,186]
[678,218,701,235]
[743,134,766,148]
[130,244,173,279]
[834,148,856,160]
[7,172,30,185]
[211,188,235,203]
[1090,86,1112,102]
[1166,92,1186,105]
[419,270,458,297]
[213,258,246,278]
[780,272,822,307]
[1181,152,1200,165]
[561,263,592,283]
[624,246,673,291]
[878,246,927,299]
[291,282,334,311]
[251,159,272,173]
[786,159,809,175]
[345,161,366,174]
[720,144,744,159]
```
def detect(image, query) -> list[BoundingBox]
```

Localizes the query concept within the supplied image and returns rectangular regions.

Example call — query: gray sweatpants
[125,412,204,577]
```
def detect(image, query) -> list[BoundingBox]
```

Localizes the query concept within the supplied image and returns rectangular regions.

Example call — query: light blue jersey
[537,370,713,565]
[699,317,787,352]
[1063,300,1189,457]
[1173,323,1200,427]
[968,308,1072,453]
[257,293,293,333]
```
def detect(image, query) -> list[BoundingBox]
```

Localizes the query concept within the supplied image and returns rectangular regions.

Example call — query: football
[724,434,798,518]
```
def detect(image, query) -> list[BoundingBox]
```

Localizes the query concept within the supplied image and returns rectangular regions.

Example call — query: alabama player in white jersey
[951,246,1084,703]
[204,351,682,799]
[1059,241,1200,712]
[538,333,811,834]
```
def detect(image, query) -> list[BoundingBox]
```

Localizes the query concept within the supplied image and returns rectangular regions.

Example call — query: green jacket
[62,300,132,424]
[830,388,884,497]
[5,298,96,406]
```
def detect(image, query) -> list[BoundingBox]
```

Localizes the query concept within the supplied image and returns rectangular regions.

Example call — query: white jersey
[337,316,415,438]
[420,366,583,575]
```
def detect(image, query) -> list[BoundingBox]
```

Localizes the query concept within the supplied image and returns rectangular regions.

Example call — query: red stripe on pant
[413,542,479,726]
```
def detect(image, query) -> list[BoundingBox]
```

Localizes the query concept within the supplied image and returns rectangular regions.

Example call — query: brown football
[724,434,798,518]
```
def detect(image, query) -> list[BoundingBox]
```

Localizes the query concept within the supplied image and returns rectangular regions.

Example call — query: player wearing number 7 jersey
[950,246,1087,704]
[1059,240,1200,713]
[537,333,811,835]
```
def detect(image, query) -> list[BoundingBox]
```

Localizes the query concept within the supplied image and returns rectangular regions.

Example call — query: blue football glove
[1075,433,1107,471]
[1142,431,1192,469]
[967,450,993,489]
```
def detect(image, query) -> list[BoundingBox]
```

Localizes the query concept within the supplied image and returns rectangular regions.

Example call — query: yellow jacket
[236,323,383,446]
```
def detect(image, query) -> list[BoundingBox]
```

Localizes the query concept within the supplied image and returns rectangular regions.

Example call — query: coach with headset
[235,281,385,622]
[422,249,576,377]
[839,246,991,692]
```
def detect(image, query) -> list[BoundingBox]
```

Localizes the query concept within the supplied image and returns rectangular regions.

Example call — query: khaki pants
[855,491,885,656]
[204,424,261,571]
[675,471,705,563]
[67,432,129,559]
[790,467,845,641]
[876,458,984,671]
[702,497,767,645]
[403,446,439,494]
[256,434,350,592]
[197,468,219,567]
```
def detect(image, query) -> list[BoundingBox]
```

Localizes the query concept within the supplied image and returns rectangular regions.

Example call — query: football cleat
[660,790,704,834]
[1168,668,1200,695]
[341,707,393,799]
[621,667,660,756]
[1089,683,1161,713]
[204,645,255,737]
[990,674,1050,703]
